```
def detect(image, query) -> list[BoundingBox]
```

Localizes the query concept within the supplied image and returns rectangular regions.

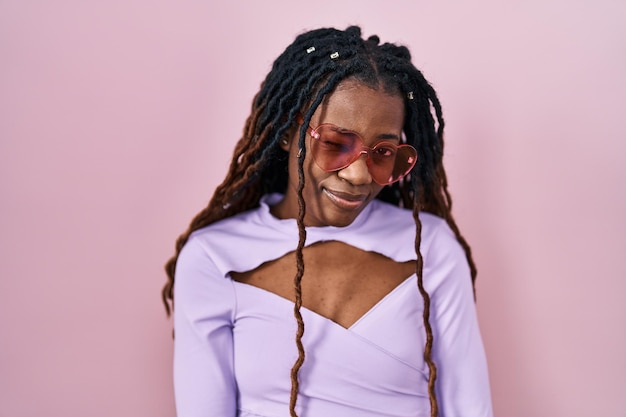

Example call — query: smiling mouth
[323,189,368,210]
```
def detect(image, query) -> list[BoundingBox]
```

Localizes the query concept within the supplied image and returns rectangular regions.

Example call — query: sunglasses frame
[300,121,417,185]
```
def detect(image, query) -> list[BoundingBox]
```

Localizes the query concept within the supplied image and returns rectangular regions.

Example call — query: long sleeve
[425,222,493,417]
[173,235,238,417]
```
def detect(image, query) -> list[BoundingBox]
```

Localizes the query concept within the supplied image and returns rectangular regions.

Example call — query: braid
[289,150,307,416]
[413,204,439,417]
[164,25,478,417]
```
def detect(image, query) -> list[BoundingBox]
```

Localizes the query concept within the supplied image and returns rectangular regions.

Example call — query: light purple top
[174,194,493,417]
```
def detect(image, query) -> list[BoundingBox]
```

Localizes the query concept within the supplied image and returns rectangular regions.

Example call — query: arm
[173,235,237,417]
[426,222,493,417]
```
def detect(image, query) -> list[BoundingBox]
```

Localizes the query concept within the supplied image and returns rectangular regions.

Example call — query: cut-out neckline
[233,275,416,330]
[230,241,416,329]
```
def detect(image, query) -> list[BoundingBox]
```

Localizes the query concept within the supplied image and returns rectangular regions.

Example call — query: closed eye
[320,131,357,153]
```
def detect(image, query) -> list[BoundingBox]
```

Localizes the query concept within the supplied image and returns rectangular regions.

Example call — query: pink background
[1,1,625,416]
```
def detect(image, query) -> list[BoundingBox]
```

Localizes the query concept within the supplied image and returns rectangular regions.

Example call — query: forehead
[313,80,405,131]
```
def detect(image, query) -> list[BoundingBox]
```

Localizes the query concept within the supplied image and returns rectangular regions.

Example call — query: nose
[337,153,372,185]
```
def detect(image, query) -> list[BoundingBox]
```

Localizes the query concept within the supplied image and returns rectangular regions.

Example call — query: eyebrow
[377,133,401,141]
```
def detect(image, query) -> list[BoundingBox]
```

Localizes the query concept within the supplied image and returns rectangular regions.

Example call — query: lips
[323,188,368,210]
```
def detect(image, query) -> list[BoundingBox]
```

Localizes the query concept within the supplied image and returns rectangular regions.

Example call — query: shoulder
[177,208,259,277]
[182,201,299,276]
[190,205,263,242]
[365,199,456,259]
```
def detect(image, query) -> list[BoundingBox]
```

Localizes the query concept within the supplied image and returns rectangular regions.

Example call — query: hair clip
[306,46,316,54]
[330,52,339,59]
[407,91,414,100]
[297,148,303,158]
[222,202,231,210]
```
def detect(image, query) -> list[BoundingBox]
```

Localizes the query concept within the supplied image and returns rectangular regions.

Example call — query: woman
[163,26,493,417]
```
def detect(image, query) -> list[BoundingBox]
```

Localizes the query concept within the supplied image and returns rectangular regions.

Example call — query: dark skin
[232,81,416,329]
[232,242,416,329]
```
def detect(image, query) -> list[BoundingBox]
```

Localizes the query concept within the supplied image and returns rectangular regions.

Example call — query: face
[271,80,405,227]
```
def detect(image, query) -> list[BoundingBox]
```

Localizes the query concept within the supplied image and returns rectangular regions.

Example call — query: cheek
[305,153,338,186]
[368,185,385,202]
[288,147,328,185]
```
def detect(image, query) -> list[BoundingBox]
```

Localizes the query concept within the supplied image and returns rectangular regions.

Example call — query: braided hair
[163,26,477,417]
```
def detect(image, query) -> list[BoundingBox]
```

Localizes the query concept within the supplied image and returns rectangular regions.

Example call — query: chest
[231,241,416,328]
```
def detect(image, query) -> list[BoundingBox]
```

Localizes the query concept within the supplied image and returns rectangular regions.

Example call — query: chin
[304,192,373,227]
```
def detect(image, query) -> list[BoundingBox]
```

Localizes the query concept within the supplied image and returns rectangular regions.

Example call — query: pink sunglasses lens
[310,125,417,185]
